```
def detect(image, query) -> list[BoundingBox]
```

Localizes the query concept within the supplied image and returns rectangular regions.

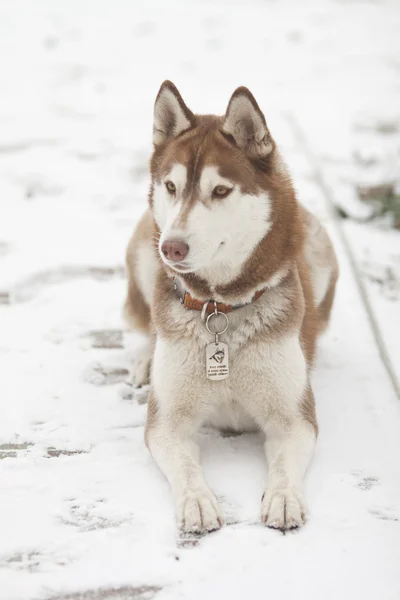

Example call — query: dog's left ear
[223,87,273,158]
[153,80,195,146]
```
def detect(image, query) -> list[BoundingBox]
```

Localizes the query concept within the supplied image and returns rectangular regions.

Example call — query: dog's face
[149,81,277,284]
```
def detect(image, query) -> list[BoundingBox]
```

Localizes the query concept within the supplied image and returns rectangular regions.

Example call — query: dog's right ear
[153,81,195,146]
[223,87,273,158]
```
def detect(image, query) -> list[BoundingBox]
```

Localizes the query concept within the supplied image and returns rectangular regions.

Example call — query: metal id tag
[206,342,229,381]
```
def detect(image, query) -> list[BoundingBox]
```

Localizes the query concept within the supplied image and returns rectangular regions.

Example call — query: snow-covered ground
[1,1,400,599]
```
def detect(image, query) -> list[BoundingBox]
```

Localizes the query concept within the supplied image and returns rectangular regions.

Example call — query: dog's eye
[213,185,232,198]
[165,181,176,194]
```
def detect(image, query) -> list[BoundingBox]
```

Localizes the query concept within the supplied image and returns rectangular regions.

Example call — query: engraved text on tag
[206,342,229,380]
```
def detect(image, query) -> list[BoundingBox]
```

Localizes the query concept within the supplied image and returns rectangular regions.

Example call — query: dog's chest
[171,300,281,389]
[154,288,294,431]
[176,299,273,354]
[205,394,258,433]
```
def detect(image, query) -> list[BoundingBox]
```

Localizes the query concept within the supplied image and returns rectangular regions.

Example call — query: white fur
[153,163,272,289]
[303,207,337,307]
[128,338,153,389]
[153,164,186,232]
[264,267,289,290]
[261,420,315,528]
[136,240,158,303]
[150,336,224,532]
[190,189,271,286]
[129,87,333,534]
[257,335,307,414]
[165,163,187,197]
[312,265,331,306]
[149,283,315,531]
[198,166,234,199]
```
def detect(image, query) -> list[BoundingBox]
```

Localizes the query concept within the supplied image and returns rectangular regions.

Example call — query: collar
[173,277,266,315]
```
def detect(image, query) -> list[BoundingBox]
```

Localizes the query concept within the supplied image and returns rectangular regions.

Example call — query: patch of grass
[358,183,400,228]
[378,193,400,228]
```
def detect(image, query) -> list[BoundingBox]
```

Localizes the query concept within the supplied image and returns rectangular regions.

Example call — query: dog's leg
[124,210,159,388]
[260,385,316,530]
[242,336,317,530]
[128,336,154,388]
[145,390,223,534]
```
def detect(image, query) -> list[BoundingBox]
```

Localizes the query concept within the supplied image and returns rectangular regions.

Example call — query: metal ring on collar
[201,299,213,322]
[205,310,229,336]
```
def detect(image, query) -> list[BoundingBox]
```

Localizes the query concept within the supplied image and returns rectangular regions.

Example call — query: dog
[124,81,338,533]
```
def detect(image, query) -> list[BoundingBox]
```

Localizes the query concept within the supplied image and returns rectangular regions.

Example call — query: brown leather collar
[173,277,266,315]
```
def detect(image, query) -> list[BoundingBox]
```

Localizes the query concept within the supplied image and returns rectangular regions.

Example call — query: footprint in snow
[369,507,400,523]
[351,472,380,491]
[59,498,131,532]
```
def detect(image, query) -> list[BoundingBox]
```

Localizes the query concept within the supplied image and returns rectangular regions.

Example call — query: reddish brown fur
[123,84,340,535]
[318,267,339,335]
[125,85,337,435]
[149,118,302,299]
[124,210,155,334]
[148,114,318,365]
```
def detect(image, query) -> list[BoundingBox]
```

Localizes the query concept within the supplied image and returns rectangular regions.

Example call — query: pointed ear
[222,87,273,158]
[153,80,195,146]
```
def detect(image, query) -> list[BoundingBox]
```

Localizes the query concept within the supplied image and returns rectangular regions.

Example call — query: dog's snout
[161,240,189,262]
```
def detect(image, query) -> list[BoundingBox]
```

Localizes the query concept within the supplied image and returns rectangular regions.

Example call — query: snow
[1,1,400,599]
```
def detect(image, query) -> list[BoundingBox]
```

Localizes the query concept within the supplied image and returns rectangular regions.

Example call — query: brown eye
[165,181,176,194]
[213,185,232,198]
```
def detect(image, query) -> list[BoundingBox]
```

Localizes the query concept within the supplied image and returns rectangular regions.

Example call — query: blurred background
[0,1,399,598]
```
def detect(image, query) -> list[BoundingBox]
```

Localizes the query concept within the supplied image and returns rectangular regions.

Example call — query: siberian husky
[124,81,338,533]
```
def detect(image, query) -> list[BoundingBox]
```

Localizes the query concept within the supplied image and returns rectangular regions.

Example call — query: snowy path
[1,1,400,599]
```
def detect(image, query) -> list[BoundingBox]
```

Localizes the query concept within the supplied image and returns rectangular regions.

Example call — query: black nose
[161,240,189,262]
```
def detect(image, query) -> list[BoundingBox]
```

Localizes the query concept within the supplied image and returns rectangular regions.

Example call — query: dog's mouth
[167,262,193,274]
[159,241,225,275]
[159,254,195,273]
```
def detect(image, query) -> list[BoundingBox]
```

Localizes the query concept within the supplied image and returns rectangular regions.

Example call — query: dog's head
[149,81,298,291]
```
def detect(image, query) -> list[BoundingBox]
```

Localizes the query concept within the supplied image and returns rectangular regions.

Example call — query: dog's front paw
[178,487,224,534]
[129,351,152,388]
[261,487,306,530]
